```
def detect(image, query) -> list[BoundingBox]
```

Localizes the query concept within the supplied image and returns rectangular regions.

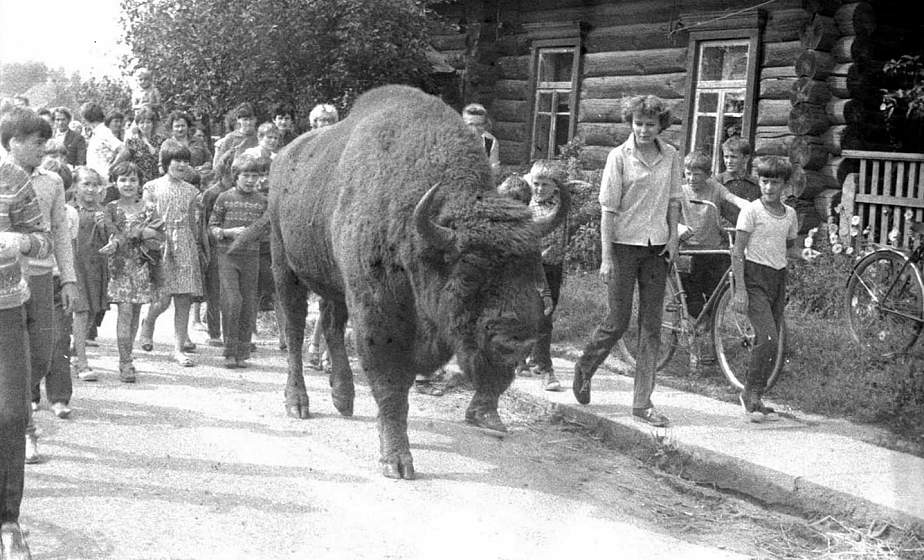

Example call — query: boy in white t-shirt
[732,155,798,422]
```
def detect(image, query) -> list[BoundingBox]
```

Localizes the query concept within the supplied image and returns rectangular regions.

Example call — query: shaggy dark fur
[262,85,551,479]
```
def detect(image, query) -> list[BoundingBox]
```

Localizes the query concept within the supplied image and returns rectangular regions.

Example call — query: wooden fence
[840,149,924,248]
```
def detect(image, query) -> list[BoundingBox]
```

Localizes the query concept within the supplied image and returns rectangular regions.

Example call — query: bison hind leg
[276,264,310,419]
[320,298,354,417]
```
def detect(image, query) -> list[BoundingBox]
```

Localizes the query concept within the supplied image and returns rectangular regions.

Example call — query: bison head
[413,183,569,374]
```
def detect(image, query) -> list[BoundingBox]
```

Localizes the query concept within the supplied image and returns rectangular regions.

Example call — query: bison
[260,85,566,479]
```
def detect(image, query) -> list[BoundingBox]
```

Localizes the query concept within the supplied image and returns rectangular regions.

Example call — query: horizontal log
[790,77,832,105]
[579,145,612,169]
[577,122,631,147]
[760,75,798,100]
[581,73,686,100]
[835,2,875,36]
[789,134,830,170]
[801,14,838,51]
[492,121,528,143]
[584,22,680,53]
[495,35,529,57]
[826,62,866,98]
[822,124,863,154]
[789,102,830,135]
[796,49,835,80]
[792,167,839,199]
[495,80,528,101]
[820,155,860,184]
[825,98,863,125]
[495,56,530,81]
[490,99,528,122]
[761,66,797,80]
[583,48,688,77]
[765,8,812,42]
[430,33,467,52]
[755,125,795,155]
[757,99,793,126]
[762,40,803,68]
[832,35,872,63]
[577,98,685,124]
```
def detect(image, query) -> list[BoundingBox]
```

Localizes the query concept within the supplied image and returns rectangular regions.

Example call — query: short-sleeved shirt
[86,123,124,179]
[598,135,682,246]
[736,199,798,270]
[680,178,740,248]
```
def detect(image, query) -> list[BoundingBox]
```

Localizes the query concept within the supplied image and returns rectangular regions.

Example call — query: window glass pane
[538,49,573,83]
[700,43,749,81]
[724,91,746,115]
[698,91,719,113]
[693,115,716,153]
[536,91,553,113]
[722,116,743,143]
[534,114,551,159]
[555,114,570,154]
[556,94,571,114]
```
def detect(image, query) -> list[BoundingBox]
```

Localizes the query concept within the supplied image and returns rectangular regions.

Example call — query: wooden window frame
[528,37,582,161]
[681,25,763,170]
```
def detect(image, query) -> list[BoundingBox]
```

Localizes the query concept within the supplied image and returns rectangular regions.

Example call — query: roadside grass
[553,268,924,453]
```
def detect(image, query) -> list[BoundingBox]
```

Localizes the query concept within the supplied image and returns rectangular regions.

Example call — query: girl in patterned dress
[138,143,203,367]
[100,162,164,382]
[112,106,165,186]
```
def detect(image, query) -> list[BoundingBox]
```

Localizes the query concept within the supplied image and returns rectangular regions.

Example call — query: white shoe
[24,434,42,464]
[30,401,39,412]
[51,402,72,419]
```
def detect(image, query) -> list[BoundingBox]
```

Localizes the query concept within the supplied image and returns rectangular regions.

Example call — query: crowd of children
[0,83,804,556]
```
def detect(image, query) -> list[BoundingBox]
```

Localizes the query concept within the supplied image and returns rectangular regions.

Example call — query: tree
[880,55,924,151]
[120,0,442,127]
[0,61,50,97]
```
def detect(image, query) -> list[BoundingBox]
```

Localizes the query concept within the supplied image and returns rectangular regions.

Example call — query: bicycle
[617,200,786,391]
[844,221,924,357]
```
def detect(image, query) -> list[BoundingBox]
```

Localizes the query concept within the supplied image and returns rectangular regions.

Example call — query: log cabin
[428,0,924,233]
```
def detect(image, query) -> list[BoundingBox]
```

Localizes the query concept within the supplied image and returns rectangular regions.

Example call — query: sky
[0,0,128,77]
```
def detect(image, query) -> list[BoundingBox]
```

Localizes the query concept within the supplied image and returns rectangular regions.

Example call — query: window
[680,10,763,172]
[530,45,580,160]
[689,40,751,171]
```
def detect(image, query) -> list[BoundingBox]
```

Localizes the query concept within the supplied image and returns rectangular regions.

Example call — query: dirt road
[21,307,834,559]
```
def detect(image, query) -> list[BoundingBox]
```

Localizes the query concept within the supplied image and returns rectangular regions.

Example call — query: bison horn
[413,182,456,251]
[532,179,573,236]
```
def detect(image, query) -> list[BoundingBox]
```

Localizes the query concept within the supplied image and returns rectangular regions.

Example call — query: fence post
[840,172,857,243]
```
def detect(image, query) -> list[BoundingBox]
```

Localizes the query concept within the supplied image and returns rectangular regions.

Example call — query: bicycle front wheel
[617,272,681,371]
[712,284,785,391]
[845,249,924,357]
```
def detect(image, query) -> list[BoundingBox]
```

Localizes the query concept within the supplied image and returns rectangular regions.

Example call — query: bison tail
[227,213,271,254]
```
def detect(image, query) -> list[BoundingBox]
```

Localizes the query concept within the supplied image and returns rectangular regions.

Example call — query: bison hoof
[465,409,508,435]
[331,385,355,417]
[284,389,310,419]
[381,453,415,480]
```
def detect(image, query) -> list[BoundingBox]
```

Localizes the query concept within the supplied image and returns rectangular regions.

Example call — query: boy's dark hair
[234,102,256,119]
[105,111,125,126]
[80,102,106,124]
[160,139,192,171]
[722,136,752,157]
[0,107,53,150]
[37,107,52,118]
[165,110,192,131]
[497,174,531,204]
[622,95,672,131]
[272,102,295,119]
[109,161,141,184]
[754,155,794,181]
[683,150,712,173]
[41,158,73,190]
[52,106,72,122]
[231,153,271,179]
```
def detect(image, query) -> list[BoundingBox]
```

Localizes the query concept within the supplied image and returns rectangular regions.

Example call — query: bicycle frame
[856,245,924,325]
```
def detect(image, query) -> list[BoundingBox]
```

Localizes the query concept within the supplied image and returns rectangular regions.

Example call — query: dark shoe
[206,338,224,347]
[182,341,196,352]
[572,363,591,405]
[414,380,444,396]
[632,407,670,427]
[0,521,32,560]
[119,363,137,383]
[223,356,238,369]
[250,342,257,353]
[235,358,249,368]
[85,339,99,347]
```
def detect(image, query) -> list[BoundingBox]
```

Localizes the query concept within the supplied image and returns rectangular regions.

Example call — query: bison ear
[414,182,457,254]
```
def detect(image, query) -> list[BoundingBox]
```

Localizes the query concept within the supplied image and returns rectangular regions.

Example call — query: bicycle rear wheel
[617,273,681,371]
[712,284,785,391]
[845,249,924,357]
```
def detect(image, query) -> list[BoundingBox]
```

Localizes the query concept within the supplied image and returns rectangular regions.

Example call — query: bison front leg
[368,378,415,479]
[461,358,515,435]
[320,298,354,416]
[276,265,310,419]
